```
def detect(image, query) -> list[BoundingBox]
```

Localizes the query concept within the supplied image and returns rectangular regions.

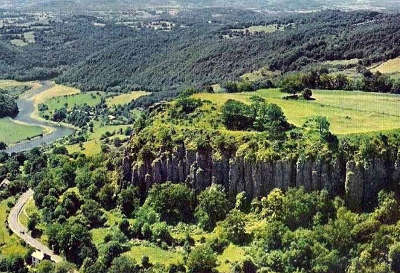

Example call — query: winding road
[5,81,75,154]
[8,190,62,263]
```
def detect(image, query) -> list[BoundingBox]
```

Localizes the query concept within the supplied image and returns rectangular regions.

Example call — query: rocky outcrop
[123,145,396,210]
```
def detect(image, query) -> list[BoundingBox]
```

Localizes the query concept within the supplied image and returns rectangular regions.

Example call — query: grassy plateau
[194,88,400,135]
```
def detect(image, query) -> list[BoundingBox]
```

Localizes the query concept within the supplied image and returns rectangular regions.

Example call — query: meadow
[43,91,105,114]
[194,89,400,135]
[0,118,43,145]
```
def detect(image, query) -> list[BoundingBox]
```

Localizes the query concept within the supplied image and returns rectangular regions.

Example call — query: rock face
[123,144,398,210]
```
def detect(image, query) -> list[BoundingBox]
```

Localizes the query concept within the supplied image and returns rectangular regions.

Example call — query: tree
[108,256,138,273]
[36,260,55,273]
[390,243,400,273]
[223,81,239,93]
[0,93,18,118]
[81,200,106,228]
[187,245,217,273]
[102,240,128,267]
[27,212,40,232]
[253,103,289,132]
[144,182,195,224]
[117,186,140,217]
[0,142,7,151]
[303,116,330,137]
[220,209,248,245]
[280,74,304,94]
[195,184,230,231]
[98,184,115,210]
[221,99,253,130]
[302,88,312,100]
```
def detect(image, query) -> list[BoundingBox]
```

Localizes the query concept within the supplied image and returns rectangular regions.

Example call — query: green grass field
[43,91,105,114]
[0,197,27,256]
[194,89,400,135]
[124,246,184,266]
[0,118,43,145]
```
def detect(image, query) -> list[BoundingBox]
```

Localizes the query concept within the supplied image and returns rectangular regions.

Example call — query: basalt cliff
[123,143,400,210]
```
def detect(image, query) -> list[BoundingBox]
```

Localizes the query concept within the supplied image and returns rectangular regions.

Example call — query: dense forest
[1,10,400,96]
[0,93,18,118]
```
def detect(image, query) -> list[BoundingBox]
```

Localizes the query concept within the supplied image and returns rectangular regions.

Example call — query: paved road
[5,81,75,154]
[8,190,62,263]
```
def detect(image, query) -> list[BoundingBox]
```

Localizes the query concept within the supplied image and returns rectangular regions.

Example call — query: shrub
[187,245,217,273]
[195,184,230,231]
[219,209,248,245]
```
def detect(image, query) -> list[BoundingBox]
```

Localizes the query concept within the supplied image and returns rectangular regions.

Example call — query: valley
[1,3,400,273]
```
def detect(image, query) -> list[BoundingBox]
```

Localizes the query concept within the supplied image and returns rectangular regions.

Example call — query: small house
[0,178,10,189]
[31,251,51,266]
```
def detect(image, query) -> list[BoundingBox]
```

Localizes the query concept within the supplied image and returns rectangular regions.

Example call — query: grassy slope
[106,91,150,106]
[194,89,400,135]
[67,122,130,156]
[0,197,27,256]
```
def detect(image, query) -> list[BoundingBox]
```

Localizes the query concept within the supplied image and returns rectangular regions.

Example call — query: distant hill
[4,0,400,11]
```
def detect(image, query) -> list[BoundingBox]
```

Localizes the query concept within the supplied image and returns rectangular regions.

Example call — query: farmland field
[0,80,33,89]
[371,57,400,74]
[32,84,80,105]
[106,91,150,106]
[194,89,400,135]
[0,118,43,145]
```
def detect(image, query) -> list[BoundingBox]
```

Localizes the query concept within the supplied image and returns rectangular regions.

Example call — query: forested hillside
[6,0,400,11]
[1,9,400,95]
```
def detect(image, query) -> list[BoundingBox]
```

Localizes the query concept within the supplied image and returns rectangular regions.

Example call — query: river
[5,81,75,154]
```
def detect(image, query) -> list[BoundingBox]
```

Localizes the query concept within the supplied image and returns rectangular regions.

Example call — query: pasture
[0,118,43,145]
[193,89,400,135]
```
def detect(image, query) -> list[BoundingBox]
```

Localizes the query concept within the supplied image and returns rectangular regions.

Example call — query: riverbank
[5,81,75,154]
